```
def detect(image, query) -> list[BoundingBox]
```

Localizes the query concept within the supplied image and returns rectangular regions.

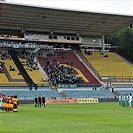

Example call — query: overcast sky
[3,0,133,16]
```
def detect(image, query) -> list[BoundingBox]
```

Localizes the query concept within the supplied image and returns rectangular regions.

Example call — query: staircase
[8,50,35,87]
[31,46,41,54]
[59,91,68,99]
[74,51,102,84]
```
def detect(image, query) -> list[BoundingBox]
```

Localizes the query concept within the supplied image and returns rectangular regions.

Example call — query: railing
[112,84,133,88]
[0,43,37,49]
[78,52,133,84]
[57,84,101,88]
[31,46,41,54]
[78,52,102,82]
[58,84,77,88]
[102,76,133,82]
[0,35,82,44]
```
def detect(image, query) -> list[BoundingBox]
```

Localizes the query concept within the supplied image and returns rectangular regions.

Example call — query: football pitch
[0,102,132,133]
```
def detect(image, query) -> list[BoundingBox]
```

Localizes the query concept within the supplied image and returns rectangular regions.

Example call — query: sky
[2,0,133,16]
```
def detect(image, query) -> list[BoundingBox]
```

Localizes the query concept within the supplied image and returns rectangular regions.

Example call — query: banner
[46,99,78,104]
[46,98,98,104]
[78,98,99,103]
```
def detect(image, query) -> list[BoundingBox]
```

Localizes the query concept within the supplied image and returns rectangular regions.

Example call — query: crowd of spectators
[45,52,81,87]
[0,52,11,60]
[17,50,39,71]
[0,50,39,74]
[0,52,11,73]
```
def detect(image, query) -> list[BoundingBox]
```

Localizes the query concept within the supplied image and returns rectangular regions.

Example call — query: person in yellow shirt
[9,96,13,112]
[12,95,18,112]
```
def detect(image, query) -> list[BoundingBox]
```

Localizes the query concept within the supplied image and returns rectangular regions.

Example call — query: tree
[107,27,133,59]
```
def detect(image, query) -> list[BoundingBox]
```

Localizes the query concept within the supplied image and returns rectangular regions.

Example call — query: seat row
[1,89,61,100]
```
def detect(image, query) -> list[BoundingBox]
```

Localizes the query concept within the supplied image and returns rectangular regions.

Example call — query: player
[0,96,2,111]
[125,94,129,107]
[2,95,6,111]
[7,96,10,111]
[34,96,38,107]
[128,93,132,107]
[9,96,13,112]
[118,94,122,106]
[42,95,46,107]
[132,95,133,107]
[121,94,125,107]
[38,96,42,107]
[12,95,18,112]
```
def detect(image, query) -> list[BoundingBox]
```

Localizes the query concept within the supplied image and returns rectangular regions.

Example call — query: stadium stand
[115,88,133,95]
[19,57,48,86]
[1,89,61,100]
[0,53,27,85]
[38,50,100,86]
[60,89,114,99]
[1,2,133,103]
[82,52,133,77]
[0,50,48,86]
[8,50,35,86]
[2,57,24,80]
[0,71,11,85]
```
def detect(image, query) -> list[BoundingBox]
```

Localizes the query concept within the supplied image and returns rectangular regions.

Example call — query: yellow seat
[4,59,24,79]
[60,64,89,83]
[82,52,133,77]
[20,58,48,85]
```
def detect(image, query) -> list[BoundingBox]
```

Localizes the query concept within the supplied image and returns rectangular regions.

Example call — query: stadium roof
[1,2,133,37]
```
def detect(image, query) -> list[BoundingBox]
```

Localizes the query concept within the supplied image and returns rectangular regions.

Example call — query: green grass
[0,102,133,133]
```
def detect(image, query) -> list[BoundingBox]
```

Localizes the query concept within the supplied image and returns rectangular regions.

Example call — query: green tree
[107,27,133,58]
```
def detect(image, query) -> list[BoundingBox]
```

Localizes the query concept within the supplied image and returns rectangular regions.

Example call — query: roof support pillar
[102,35,105,53]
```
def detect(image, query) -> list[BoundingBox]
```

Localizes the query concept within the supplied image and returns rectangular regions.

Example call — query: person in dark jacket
[38,96,42,107]
[42,96,46,107]
[34,97,38,107]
